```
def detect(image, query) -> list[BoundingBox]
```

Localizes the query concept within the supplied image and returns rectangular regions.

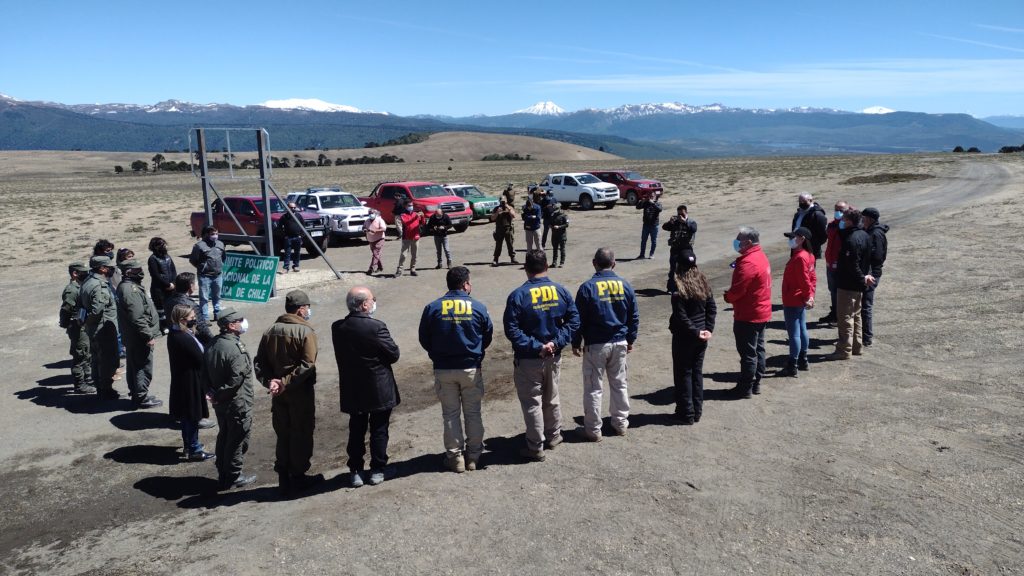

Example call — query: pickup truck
[443,183,501,221]
[534,172,620,210]
[189,196,330,254]
[359,181,473,232]
[587,170,663,205]
[287,187,371,244]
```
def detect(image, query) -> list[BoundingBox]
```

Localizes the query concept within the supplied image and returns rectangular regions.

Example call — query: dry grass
[839,173,936,185]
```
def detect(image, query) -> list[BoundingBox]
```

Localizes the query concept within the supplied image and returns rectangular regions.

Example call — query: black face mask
[799,202,810,210]
[186,319,197,329]
[103,268,116,278]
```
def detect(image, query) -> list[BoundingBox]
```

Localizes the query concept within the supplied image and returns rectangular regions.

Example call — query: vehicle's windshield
[318,194,360,208]
[253,199,287,213]
[624,172,647,181]
[456,186,485,198]
[410,184,448,199]
[575,174,601,184]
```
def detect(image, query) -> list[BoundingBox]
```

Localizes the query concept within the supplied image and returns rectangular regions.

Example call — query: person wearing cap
[571,248,638,441]
[791,193,828,260]
[669,251,716,424]
[503,250,580,461]
[723,226,772,398]
[279,203,305,274]
[116,259,164,409]
[60,262,95,394]
[491,198,518,267]
[778,227,817,377]
[548,204,569,268]
[635,191,663,260]
[189,226,226,322]
[254,290,323,497]
[860,207,888,346]
[663,205,698,293]
[418,267,493,472]
[332,287,401,487]
[78,255,121,400]
[827,209,873,360]
[202,307,257,490]
[820,200,849,325]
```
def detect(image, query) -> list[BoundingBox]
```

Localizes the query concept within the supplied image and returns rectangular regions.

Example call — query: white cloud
[975,24,1024,34]
[922,33,1024,54]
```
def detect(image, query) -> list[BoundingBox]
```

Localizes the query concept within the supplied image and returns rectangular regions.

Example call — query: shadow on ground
[104,445,182,466]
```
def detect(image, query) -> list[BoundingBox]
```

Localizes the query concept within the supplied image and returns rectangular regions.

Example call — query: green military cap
[217,307,244,325]
[89,255,114,269]
[69,262,89,273]
[286,289,311,308]
[117,258,142,271]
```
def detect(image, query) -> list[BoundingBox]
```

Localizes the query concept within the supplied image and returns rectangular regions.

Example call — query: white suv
[288,187,371,242]
[538,172,619,210]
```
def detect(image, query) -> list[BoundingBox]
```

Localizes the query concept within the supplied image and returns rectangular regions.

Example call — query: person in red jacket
[395,205,425,277]
[778,227,816,377]
[819,200,849,325]
[723,226,772,398]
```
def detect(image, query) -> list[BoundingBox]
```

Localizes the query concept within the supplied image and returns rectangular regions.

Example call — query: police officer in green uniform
[116,259,164,409]
[61,262,95,394]
[78,255,121,400]
[202,307,257,490]
[491,199,518,267]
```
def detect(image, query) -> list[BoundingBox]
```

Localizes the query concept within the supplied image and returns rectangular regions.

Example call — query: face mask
[405,206,413,213]
[799,202,809,210]
[104,267,116,278]
[788,238,799,249]
[369,301,377,315]
[834,210,844,220]
[238,318,249,334]
[208,235,219,243]
[132,271,145,282]
[303,308,312,320]
[839,220,847,230]
[733,239,742,253]
[186,319,197,329]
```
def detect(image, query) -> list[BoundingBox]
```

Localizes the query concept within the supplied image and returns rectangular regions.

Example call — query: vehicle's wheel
[625,190,638,205]
[453,222,469,233]
[578,194,595,211]
[305,234,329,256]
[604,201,617,209]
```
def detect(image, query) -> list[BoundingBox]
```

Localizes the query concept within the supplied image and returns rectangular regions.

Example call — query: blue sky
[1,0,1021,117]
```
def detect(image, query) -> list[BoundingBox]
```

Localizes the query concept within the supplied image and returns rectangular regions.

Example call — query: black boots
[777,360,799,378]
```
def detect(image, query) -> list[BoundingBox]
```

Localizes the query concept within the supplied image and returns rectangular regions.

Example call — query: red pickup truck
[360,181,473,233]
[189,196,330,254]
[588,170,664,206]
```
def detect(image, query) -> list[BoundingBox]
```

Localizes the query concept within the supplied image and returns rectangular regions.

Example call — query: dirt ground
[0,152,1022,575]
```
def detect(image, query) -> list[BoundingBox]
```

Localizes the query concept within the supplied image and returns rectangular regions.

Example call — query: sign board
[222,253,279,303]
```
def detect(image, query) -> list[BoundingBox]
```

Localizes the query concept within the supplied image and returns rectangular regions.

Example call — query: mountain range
[1,93,1020,158]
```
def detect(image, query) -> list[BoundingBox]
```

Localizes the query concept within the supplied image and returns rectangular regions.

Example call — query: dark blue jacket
[419,290,493,369]
[572,270,639,348]
[522,202,542,230]
[541,196,558,223]
[503,276,580,360]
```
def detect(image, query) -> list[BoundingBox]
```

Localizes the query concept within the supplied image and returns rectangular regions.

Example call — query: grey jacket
[189,239,226,277]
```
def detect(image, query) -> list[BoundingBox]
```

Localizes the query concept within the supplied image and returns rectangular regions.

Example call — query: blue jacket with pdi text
[572,269,639,349]
[418,290,493,370]
[503,276,580,360]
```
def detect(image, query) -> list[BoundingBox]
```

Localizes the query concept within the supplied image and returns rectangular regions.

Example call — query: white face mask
[238,318,249,334]
[788,238,799,249]
[369,301,377,315]
[303,307,312,320]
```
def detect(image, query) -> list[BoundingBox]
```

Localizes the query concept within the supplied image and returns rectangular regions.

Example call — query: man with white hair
[723,226,772,398]
[792,193,828,260]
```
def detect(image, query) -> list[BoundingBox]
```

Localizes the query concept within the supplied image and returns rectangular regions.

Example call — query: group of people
[56,188,888,497]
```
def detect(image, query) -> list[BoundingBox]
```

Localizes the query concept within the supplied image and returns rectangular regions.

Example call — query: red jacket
[824,220,841,269]
[782,249,817,308]
[398,211,424,241]
[724,244,772,323]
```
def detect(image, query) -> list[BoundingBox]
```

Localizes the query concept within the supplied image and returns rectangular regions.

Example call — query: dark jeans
[541,222,551,247]
[640,222,659,257]
[667,250,680,292]
[672,334,706,419]
[181,419,202,455]
[214,403,252,482]
[861,278,879,343]
[347,409,392,472]
[733,321,766,391]
[434,234,452,264]
[272,384,316,477]
[826,266,838,315]
[282,236,302,269]
[551,232,566,265]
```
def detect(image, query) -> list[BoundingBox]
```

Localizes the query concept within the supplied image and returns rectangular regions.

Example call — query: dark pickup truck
[189,196,330,254]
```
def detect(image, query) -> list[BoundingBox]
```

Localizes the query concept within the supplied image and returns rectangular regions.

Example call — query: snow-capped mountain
[261,98,364,113]
[862,106,896,114]
[514,101,565,115]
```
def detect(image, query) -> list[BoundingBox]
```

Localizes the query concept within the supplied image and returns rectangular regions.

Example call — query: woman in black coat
[669,252,717,425]
[148,237,177,332]
[167,303,213,461]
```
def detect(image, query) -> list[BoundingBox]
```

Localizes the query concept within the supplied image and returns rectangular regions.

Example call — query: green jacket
[78,273,117,337]
[60,280,80,329]
[254,313,318,392]
[202,332,255,411]
[117,280,161,344]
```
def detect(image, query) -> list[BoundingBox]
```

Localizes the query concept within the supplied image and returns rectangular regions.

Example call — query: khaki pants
[513,356,563,452]
[836,288,864,355]
[397,239,418,272]
[433,368,485,460]
[582,341,630,436]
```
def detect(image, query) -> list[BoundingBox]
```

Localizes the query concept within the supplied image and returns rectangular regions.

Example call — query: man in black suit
[331,286,401,488]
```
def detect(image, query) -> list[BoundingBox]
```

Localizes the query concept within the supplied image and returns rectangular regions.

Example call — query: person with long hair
[147,237,177,333]
[669,251,716,424]
[779,227,817,376]
[167,304,213,461]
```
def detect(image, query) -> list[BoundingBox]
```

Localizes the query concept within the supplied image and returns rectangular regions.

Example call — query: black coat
[792,204,828,259]
[332,312,401,414]
[147,253,177,294]
[669,292,717,340]
[836,227,872,291]
[166,328,210,421]
[866,223,889,277]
